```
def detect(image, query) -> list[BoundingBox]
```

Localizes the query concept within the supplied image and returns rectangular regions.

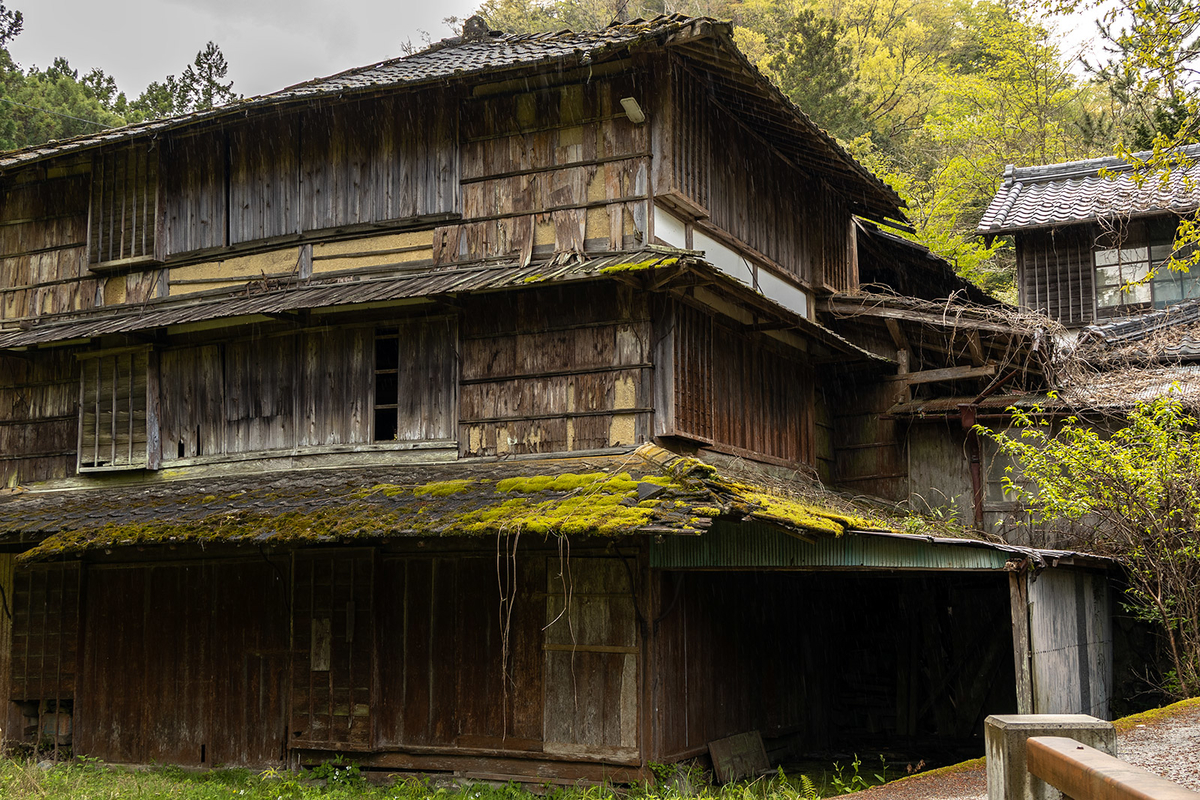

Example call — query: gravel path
[848,699,1200,800]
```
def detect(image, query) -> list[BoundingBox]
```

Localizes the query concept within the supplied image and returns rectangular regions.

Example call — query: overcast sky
[7,0,482,99]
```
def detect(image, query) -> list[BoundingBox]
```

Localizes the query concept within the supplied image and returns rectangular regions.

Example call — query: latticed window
[89,146,160,267]
[1095,219,1200,314]
[77,348,150,471]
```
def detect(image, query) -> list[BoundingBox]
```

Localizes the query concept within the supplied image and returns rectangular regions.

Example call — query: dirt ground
[848,698,1200,799]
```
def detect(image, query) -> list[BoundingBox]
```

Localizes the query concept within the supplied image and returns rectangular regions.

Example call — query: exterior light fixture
[620,97,645,124]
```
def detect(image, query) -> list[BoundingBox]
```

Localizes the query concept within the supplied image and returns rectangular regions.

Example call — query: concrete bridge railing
[985,714,1200,800]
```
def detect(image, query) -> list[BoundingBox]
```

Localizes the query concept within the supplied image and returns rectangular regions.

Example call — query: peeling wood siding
[458,284,652,457]
[0,160,98,321]
[0,351,78,488]
[1016,226,1096,327]
[440,74,649,266]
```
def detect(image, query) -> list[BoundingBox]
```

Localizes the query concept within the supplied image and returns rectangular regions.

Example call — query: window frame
[1093,218,1200,317]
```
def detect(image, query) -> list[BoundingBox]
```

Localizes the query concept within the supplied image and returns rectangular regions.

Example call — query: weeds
[0,755,893,800]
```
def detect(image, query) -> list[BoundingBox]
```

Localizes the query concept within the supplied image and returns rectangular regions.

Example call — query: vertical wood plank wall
[829,379,907,501]
[1027,569,1112,717]
[663,300,815,465]
[1017,227,1096,327]
[458,284,653,457]
[663,61,854,291]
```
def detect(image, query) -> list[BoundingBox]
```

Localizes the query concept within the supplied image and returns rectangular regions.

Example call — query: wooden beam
[823,301,1017,333]
[886,363,997,385]
[1009,569,1033,714]
[968,330,985,366]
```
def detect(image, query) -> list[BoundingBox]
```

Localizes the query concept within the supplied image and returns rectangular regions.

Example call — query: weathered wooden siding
[291,550,375,750]
[656,300,815,465]
[439,74,647,266]
[1017,226,1095,327]
[76,560,290,766]
[660,62,855,292]
[7,563,79,752]
[303,97,458,231]
[78,348,150,471]
[0,158,100,321]
[459,284,652,457]
[230,114,301,244]
[374,553,545,751]
[164,133,228,257]
[0,351,78,488]
[829,377,906,500]
[1027,569,1112,717]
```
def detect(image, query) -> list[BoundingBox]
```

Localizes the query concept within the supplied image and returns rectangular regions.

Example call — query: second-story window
[77,348,150,471]
[89,146,160,267]
[1095,220,1200,314]
[372,318,457,443]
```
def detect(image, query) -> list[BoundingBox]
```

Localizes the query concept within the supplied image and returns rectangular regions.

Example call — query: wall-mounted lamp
[620,97,646,124]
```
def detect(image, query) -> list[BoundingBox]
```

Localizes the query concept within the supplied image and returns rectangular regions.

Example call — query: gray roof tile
[978,144,1200,234]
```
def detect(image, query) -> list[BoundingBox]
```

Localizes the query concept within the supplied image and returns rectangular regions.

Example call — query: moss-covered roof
[0,444,894,563]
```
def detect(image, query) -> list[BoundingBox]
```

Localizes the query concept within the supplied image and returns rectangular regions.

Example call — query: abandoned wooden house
[0,15,1115,780]
[978,144,1200,328]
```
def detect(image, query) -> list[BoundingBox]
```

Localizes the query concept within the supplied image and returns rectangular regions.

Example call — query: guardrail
[1027,736,1200,800]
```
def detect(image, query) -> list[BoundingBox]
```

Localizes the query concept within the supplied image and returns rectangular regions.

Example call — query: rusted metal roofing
[978,144,1200,235]
[651,521,1112,570]
[0,443,894,562]
[0,16,904,224]
[0,249,886,363]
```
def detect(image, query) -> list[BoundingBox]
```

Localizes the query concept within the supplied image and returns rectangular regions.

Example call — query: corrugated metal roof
[0,251,670,349]
[978,144,1200,234]
[0,16,903,224]
[650,522,1109,570]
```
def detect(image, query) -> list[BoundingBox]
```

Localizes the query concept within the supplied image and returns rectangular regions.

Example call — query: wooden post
[1009,569,1034,714]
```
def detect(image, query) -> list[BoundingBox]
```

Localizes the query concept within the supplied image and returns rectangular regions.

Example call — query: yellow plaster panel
[169,280,244,297]
[585,206,608,240]
[312,231,431,257]
[613,375,638,410]
[103,277,126,307]
[535,219,555,246]
[311,249,432,274]
[608,413,637,446]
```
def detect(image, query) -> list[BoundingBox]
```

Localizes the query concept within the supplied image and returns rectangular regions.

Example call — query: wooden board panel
[224,336,296,452]
[291,551,375,749]
[1017,226,1096,327]
[164,134,227,256]
[0,351,78,487]
[159,344,226,460]
[298,327,372,447]
[76,560,290,766]
[542,557,638,758]
[229,115,301,244]
[1028,569,1112,717]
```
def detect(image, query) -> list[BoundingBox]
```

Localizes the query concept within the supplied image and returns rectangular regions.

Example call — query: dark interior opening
[653,571,1018,768]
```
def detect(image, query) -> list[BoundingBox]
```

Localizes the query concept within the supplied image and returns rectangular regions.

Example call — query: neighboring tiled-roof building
[979,145,1200,328]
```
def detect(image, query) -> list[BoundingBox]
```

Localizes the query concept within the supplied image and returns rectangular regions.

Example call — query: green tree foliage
[0,7,238,150]
[766,10,867,137]
[981,397,1200,697]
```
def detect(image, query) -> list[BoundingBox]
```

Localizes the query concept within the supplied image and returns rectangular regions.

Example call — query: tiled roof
[0,17,702,171]
[0,15,904,223]
[978,144,1200,234]
[0,444,892,562]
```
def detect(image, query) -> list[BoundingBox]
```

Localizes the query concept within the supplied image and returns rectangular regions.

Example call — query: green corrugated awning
[651,522,1018,571]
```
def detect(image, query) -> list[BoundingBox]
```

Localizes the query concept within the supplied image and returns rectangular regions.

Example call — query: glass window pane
[1155,280,1182,306]
[1096,265,1122,287]
[1126,283,1151,304]
[1097,286,1123,307]
[1127,263,1150,282]
[1122,246,1149,263]
[1151,244,1173,262]
[1095,249,1120,267]
[1185,276,1200,300]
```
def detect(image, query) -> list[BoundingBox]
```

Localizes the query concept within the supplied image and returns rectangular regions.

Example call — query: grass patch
[0,758,900,800]
[1112,696,1200,732]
